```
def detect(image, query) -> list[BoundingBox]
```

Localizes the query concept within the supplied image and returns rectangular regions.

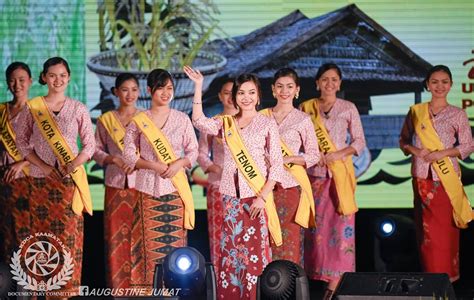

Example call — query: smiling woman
[0,62,32,265]
[300,63,367,298]
[399,65,474,282]
[185,66,285,300]
[13,57,96,297]
[122,68,198,289]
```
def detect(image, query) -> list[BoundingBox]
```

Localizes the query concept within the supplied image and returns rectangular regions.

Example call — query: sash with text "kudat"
[132,112,195,230]
[28,97,92,215]
[0,103,29,175]
[221,115,282,246]
[98,111,126,151]
[259,109,315,228]
[300,99,357,215]
[411,102,473,228]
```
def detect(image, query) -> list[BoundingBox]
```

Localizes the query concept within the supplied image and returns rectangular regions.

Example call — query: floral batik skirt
[413,177,459,281]
[271,184,303,265]
[104,186,138,288]
[304,176,355,283]
[131,191,187,288]
[206,184,224,273]
[217,195,271,300]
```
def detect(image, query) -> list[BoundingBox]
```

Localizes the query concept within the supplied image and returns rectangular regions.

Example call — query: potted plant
[87,0,228,113]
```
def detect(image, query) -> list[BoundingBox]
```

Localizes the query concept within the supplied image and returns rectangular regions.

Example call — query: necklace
[429,103,447,117]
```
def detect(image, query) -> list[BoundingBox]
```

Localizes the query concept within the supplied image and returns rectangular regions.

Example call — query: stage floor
[80,209,474,299]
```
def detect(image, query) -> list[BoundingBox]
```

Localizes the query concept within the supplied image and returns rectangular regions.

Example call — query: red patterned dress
[197,133,225,272]
[194,114,285,300]
[400,104,473,281]
[15,98,95,296]
[267,108,320,265]
[94,110,140,289]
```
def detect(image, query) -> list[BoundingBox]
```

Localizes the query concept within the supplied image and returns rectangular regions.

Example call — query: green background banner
[1,0,473,210]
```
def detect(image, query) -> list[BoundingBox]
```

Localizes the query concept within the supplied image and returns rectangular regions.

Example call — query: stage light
[176,254,192,273]
[374,214,420,273]
[378,218,396,237]
[154,247,216,300]
[257,260,310,300]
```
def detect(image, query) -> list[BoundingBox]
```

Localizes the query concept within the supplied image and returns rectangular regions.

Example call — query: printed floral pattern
[413,178,460,281]
[304,177,355,283]
[217,195,271,299]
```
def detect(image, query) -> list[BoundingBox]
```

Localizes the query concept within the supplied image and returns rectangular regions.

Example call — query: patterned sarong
[217,195,271,300]
[104,186,137,288]
[304,176,355,283]
[271,184,304,265]
[131,192,187,288]
[413,177,460,281]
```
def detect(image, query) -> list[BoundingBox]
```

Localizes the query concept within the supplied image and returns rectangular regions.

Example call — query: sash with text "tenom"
[98,111,126,151]
[28,97,92,215]
[221,115,282,246]
[132,112,194,230]
[411,102,473,228]
[259,109,315,228]
[0,103,29,175]
[300,99,357,215]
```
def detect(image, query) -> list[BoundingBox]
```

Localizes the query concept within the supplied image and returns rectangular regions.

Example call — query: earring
[272,92,276,98]
[316,86,320,91]
[295,92,299,100]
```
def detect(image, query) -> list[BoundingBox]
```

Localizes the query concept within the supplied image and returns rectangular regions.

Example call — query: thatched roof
[209,4,431,90]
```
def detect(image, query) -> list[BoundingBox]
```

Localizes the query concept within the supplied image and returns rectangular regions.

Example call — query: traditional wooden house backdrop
[204,4,432,152]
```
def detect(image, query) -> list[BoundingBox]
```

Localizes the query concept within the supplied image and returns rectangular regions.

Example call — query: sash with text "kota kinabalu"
[98,111,127,151]
[221,115,282,246]
[28,97,92,215]
[259,109,315,228]
[411,102,473,228]
[132,112,194,230]
[0,103,29,175]
[300,99,357,215]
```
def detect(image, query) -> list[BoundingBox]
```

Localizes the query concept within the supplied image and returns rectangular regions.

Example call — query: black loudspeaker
[333,272,456,300]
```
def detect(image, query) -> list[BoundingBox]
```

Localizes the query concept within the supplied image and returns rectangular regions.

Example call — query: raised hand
[183,66,204,86]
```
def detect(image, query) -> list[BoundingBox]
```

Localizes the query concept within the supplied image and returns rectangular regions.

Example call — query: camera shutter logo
[10,233,74,291]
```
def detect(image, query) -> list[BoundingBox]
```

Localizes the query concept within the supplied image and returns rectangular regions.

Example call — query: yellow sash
[98,111,126,151]
[259,109,315,228]
[0,104,29,175]
[411,103,473,228]
[28,97,92,215]
[221,115,282,246]
[132,112,194,230]
[300,99,357,215]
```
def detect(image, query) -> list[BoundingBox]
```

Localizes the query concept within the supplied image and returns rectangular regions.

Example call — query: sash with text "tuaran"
[0,104,29,175]
[300,99,357,215]
[28,97,92,215]
[98,111,126,151]
[221,115,282,246]
[259,109,315,228]
[411,102,473,228]
[132,112,195,230]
